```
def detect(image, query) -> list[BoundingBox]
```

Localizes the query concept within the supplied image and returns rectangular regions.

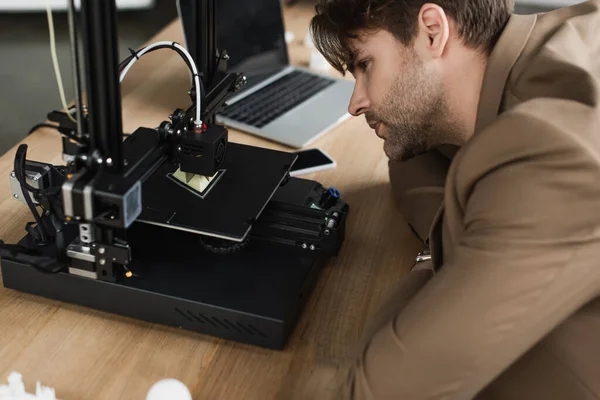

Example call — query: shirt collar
[474,13,537,133]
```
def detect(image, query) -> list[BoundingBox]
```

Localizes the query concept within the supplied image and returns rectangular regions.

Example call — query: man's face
[348,30,459,161]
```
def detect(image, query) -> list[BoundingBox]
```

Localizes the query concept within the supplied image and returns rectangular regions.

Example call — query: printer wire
[118,42,203,126]
[14,145,49,244]
[46,2,77,124]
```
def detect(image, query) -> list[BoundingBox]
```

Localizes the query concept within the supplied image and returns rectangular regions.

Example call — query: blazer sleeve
[347,101,600,400]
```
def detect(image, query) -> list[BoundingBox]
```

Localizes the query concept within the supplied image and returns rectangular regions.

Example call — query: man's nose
[348,84,370,116]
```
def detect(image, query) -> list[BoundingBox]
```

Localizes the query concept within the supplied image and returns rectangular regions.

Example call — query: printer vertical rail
[81,0,123,172]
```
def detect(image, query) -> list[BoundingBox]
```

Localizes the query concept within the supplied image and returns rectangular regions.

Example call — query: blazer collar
[474,13,537,134]
[428,14,537,268]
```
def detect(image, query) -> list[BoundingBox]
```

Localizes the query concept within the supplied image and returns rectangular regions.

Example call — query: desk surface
[0,4,421,399]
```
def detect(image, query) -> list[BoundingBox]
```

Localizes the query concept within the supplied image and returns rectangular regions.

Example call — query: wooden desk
[0,4,421,399]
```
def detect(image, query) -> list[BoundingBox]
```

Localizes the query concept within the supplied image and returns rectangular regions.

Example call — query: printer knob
[320,187,340,209]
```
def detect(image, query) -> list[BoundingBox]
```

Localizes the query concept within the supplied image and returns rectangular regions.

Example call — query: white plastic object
[285,31,295,44]
[304,31,331,72]
[0,372,58,400]
[172,168,216,193]
[0,372,194,400]
[146,379,192,400]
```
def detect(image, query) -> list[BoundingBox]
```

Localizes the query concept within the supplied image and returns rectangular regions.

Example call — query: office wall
[0,1,176,155]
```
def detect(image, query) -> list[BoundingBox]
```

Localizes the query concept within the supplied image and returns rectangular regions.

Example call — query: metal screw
[235,75,247,91]
[32,176,38,181]
[183,126,188,132]
[302,243,308,249]
[98,247,106,255]
[10,172,15,178]
[324,229,330,235]
[124,160,129,166]
[310,245,315,251]
[176,129,181,135]
[106,158,113,166]
[190,117,195,124]
[13,194,18,199]
[99,259,106,266]
[177,146,182,153]
[97,158,103,165]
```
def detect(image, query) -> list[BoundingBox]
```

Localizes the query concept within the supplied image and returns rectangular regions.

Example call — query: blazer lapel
[428,204,446,270]
[428,14,537,269]
[475,14,537,133]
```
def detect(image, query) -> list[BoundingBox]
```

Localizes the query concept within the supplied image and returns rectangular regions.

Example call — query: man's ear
[417,4,450,59]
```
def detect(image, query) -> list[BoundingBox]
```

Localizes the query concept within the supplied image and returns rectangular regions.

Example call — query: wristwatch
[415,248,432,264]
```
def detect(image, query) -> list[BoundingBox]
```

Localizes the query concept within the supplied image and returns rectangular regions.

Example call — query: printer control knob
[320,187,340,209]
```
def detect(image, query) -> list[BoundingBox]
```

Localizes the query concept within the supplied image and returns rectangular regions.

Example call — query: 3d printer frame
[0,0,349,349]
[57,0,245,282]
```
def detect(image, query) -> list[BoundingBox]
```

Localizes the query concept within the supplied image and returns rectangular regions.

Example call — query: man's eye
[358,60,369,71]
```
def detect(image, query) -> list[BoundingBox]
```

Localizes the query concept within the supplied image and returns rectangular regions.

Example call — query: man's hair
[310,0,514,74]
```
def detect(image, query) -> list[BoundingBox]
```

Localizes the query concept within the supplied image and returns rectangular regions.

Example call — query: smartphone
[289,148,336,177]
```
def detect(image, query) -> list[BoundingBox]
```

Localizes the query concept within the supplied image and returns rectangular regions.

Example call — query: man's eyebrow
[353,48,367,60]
[344,41,367,73]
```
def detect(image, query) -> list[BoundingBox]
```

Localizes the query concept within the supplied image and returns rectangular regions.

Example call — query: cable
[198,236,250,254]
[0,240,64,274]
[120,42,201,124]
[119,45,194,75]
[119,41,202,126]
[14,144,49,244]
[46,3,76,124]
[26,122,84,147]
[28,123,60,136]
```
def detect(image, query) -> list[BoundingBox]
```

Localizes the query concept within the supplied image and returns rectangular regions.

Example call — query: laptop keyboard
[220,70,335,128]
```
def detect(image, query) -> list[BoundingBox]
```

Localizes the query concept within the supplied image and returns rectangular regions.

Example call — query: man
[310,0,600,399]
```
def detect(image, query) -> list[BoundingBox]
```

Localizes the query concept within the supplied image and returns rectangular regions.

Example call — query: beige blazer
[348,1,600,399]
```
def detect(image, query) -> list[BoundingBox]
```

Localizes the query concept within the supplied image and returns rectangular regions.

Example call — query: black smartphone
[290,148,336,176]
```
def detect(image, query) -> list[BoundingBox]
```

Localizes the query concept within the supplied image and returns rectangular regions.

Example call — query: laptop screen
[178,0,289,85]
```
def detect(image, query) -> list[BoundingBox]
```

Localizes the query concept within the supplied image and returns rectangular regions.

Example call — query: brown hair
[310,0,514,74]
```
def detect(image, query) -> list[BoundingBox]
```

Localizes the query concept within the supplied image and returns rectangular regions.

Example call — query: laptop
[176,0,354,148]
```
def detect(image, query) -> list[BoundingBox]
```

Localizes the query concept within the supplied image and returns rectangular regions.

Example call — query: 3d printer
[0,0,348,349]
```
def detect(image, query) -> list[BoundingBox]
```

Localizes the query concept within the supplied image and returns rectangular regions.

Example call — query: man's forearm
[355,265,434,351]
[346,264,434,399]
[345,241,600,400]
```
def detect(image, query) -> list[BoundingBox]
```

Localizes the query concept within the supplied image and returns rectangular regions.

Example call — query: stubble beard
[368,56,461,162]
